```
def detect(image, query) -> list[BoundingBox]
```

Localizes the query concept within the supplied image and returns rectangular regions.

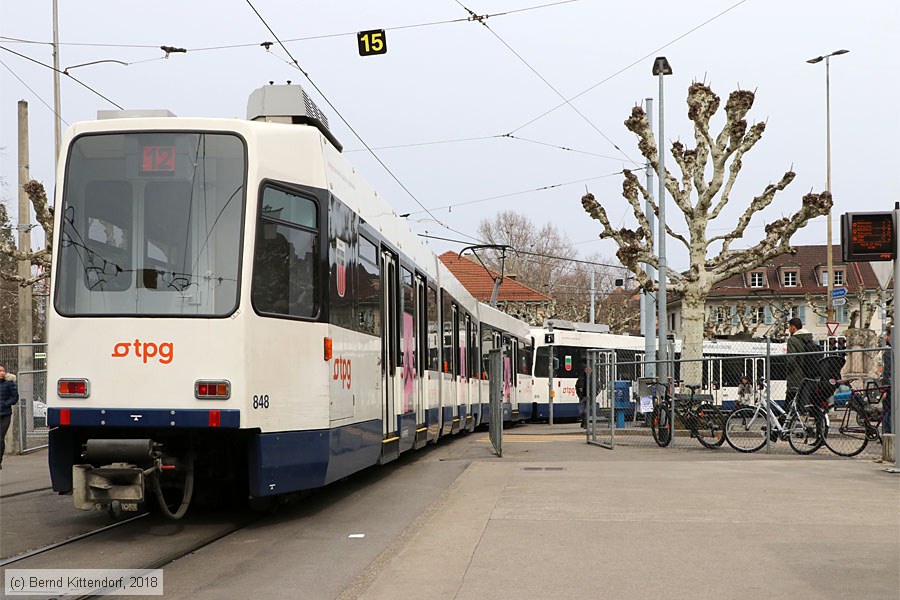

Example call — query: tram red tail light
[57,379,89,398]
[324,337,333,361]
[195,380,230,399]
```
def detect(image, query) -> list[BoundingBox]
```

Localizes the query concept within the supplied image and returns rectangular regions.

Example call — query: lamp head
[652,56,672,76]
[832,49,850,56]
[807,56,824,64]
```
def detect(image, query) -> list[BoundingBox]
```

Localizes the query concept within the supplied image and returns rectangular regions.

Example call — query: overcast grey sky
[2,0,898,273]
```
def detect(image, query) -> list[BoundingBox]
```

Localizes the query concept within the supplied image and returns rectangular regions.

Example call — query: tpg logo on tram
[111,339,174,364]
[333,357,352,389]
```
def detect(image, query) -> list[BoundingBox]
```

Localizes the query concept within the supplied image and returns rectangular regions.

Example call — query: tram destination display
[841,211,896,262]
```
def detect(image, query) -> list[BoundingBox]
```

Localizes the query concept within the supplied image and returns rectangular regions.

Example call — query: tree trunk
[680,295,706,385]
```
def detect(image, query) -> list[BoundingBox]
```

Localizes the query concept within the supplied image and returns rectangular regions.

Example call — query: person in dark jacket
[0,363,19,468]
[785,317,814,413]
[576,362,592,428]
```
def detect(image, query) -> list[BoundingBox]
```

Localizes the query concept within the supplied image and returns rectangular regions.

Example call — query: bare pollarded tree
[582,83,832,363]
[0,180,53,287]
[476,210,575,296]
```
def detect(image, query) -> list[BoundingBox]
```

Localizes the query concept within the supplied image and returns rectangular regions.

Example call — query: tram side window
[426,285,439,370]
[357,236,381,335]
[469,320,479,380]
[534,346,551,378]
[481,325,494,379]
[83,181,133,292]
[441,291,454,375]
[251,186,319,318]
[517,340,531,375]
[459,312,468,380]
[400,267,416,376]
[329,197,356,331]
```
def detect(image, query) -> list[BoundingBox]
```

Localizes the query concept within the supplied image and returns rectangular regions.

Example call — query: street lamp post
[644,97,657,379]
[652,56,672,380]
[807,48,849,321]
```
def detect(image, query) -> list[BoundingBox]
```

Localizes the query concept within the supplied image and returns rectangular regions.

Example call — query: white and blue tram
[530,322,788,419]
[46,85,531,517]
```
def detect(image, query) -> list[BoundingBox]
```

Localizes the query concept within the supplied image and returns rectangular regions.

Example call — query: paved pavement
[2,426,899,600]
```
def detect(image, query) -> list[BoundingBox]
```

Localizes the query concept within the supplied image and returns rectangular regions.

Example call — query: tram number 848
[253,395,270,409]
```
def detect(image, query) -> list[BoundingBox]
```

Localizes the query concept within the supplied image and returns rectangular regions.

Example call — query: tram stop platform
[348,424,900,600]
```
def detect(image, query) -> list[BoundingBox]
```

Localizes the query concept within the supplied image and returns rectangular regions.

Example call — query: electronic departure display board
[841,211,896,262]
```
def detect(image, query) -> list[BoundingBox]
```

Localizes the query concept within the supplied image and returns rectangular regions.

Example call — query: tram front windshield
[55,132,246,316]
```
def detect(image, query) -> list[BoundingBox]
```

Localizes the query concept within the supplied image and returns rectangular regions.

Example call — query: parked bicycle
[650,380,726,449]
[724,383,826,454]
[822,379,889,457]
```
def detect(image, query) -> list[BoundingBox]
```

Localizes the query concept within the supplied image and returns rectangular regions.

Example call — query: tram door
[380,250,399,458]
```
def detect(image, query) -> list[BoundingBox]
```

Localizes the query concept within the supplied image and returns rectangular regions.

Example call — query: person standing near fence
[0,363,19,469]
[576,361,591,429]
[882,328,892,435]
[786,317,815,413]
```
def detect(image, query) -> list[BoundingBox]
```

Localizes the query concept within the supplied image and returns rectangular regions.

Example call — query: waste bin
[613,381,631,428]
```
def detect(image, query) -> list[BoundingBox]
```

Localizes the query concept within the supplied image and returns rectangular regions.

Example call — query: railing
[585,340,892,459]
[0,343,48,453]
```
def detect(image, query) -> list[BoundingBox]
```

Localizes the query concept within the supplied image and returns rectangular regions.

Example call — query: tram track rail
[0,485,54,500]
[0,513,149,567]
[72,514,263,600]
[1,508,263,599]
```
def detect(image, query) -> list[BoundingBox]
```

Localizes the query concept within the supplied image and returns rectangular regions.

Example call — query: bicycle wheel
[725,407,768,453]
[787,408,825,455]
[695,403,726,449]
[651,400,672,447]
[822,403,869,457]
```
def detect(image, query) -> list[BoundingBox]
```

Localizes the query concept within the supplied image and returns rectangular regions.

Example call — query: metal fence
[586,340,892,459]
[1,342,48,453]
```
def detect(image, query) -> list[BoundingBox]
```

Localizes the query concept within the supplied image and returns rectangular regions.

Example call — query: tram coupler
[72,438,167,512]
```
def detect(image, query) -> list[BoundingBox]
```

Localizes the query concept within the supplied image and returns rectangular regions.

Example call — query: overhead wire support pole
[52,0,61,161]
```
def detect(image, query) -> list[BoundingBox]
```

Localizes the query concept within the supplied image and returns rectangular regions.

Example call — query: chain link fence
[585,340,891,459]
[1,342,48,453]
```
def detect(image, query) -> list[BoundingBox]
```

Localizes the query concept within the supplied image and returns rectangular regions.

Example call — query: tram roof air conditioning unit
[247,83,343,152]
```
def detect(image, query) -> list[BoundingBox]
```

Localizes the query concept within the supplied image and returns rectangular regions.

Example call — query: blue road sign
[832,287,847,298]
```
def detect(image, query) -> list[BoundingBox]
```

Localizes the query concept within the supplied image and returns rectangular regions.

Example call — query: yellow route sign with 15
[357,30,387,56]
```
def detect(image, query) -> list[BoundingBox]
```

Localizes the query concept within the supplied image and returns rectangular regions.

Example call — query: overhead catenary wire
[0,1,580,52]
[0,58,69,125]
[453,0,635,165]
[418,233,623,270]
[509,0,751,134]
[404,170,625,217]
[0,45,124,109]
[244,0,475,244]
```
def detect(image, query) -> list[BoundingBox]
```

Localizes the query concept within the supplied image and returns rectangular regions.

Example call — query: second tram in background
[530,320,788,420]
